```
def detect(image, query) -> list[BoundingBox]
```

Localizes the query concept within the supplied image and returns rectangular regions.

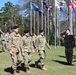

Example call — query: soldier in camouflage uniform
[32,33,37,52]
[35,30,51,70]
[22,30,34,73]
[8,26,23,75]
[0,33,6,52]
[5,31,9,49]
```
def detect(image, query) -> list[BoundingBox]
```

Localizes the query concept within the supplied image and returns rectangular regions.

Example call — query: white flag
[55,0,60,8]
[55,0,67,8]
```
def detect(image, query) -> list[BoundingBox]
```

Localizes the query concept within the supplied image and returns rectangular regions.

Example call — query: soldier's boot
[26,67,31,74]
[17,60,22,66]
[21,63,25,68]
[35,61,38,68]
[13,70,19,75]
[42,66,47,71]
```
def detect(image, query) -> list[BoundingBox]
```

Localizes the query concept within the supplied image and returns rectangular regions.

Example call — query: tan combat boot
[13,70,19,75]
[26,68,31,74]
[42,66,47,71]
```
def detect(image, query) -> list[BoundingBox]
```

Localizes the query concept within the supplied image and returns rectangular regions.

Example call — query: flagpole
[57,8,58,46]
[69,7,73,34]
[58,8,60,46]
[45,15,46,38]
[41,0,43,30]
[54,0,57,48]
[68,0,72,34]
[30,0,32,35]
[34,11,36,33]
[59,9,60,46]
[47,9,50,44]
[68,0,70,28]
[37,12,39,35]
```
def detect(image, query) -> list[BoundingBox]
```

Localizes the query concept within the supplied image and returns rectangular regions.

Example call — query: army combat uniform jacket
[9,32,23,53]
[22,36,34,52]
[36,35,51,51]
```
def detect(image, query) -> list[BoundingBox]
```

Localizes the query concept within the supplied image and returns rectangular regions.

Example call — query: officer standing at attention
[22,30,34,74]
[35,30,51,70]
[8,26,23,75]
[61,28,75,65]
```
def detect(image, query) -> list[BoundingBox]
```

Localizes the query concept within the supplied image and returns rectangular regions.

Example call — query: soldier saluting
[8,26,23,75]
[61,28,75,65]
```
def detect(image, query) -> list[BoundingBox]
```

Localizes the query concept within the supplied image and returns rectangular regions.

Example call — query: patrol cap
[66,28,70,31]
[13,26,19,29]
[24,30,29,33]
[39,30,44,33]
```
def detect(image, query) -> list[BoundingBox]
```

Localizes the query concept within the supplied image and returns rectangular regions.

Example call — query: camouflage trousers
[5,41,9,49]
[36,50,46,66]
[1,41,6,52]
[23,52,32,68]
[10,51,23,70]
[65,48,73,64]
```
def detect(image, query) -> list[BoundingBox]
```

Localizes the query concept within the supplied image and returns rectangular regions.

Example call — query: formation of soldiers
[8,26,51,75]
[0,26,75,75]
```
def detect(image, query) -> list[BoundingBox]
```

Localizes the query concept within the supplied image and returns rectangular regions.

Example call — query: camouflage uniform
[9,32,23,71]
[1,34,6,52]
[35,35,51,70]
[5,32,9,49]
[22,36,34,71]
[32,34,37,51]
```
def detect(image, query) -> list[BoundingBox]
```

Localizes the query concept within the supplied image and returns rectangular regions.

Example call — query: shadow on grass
[52,60,68,65]
[4,67,13,74]
[4,64,42,74]
[73,55,76,62]
[0,51,2,53]
[30,64,41,70]
[58,55,66,58]
[73,55,76,59]
[4,66,24,74]
[30,64,35,68]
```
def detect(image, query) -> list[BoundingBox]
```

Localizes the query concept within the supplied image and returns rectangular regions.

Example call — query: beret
[24,30,29,33]
[66,28,70,31]
[39,30,44,33]
[13,26,19,29]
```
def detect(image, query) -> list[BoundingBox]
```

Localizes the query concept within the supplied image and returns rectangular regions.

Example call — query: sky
[0,0,18,8]
[0,0,68,21]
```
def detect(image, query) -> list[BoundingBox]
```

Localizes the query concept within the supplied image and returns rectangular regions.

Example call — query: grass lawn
[0,46,76,75]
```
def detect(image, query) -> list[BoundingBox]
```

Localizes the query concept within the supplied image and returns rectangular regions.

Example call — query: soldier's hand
[22,53,25,56]
[10,51,14,55]
[36,50,38,52]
